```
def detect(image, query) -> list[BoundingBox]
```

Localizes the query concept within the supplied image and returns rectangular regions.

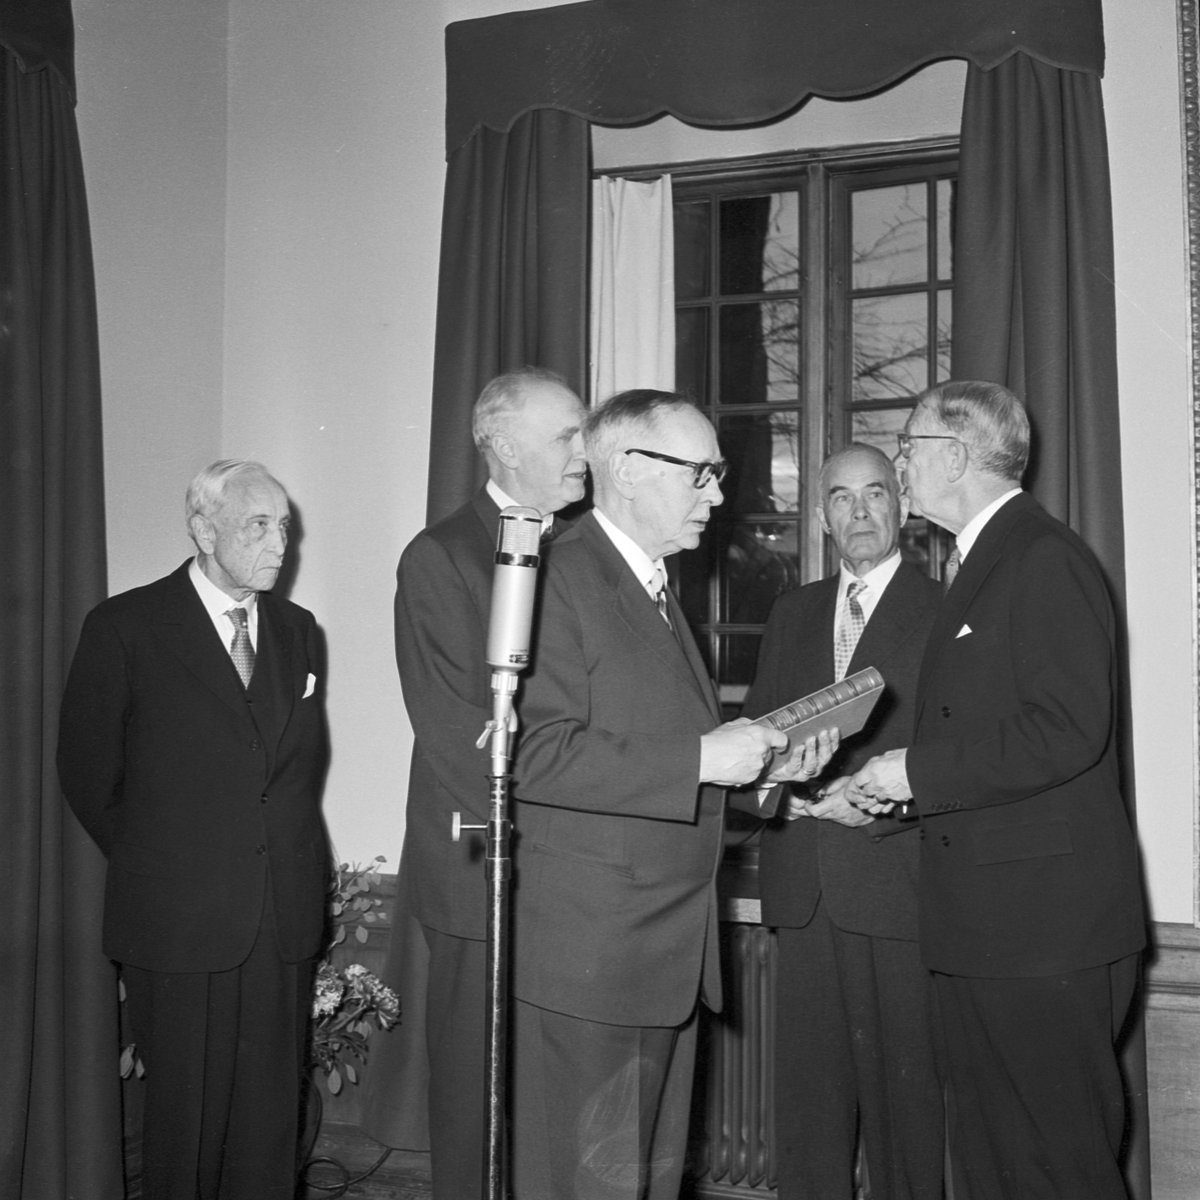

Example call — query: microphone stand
[455,505,541,1200]
[482,673,516,1200]
[456,679,516,1200]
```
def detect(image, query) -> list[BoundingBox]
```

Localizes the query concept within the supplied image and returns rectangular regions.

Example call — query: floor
[302,1125,431,1199]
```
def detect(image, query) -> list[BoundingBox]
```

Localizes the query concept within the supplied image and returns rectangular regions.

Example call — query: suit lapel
[155,562,254,723]
[249,596,295,763]
[849,563,930,677]
[915,493,1030,719]
[581,516,720,725]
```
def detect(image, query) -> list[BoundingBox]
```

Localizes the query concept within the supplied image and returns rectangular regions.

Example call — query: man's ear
[608,450,637,498]
[897,490,911,527]
[490,433,520,472]
[944,438,969,483]
[189,514,216,554]
[816,504,831,537]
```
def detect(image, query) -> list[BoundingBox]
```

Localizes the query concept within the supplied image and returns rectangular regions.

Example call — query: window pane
[851,292,928,401]
[719,633,765,691]
[676,307,709,404]
[849,407,912,460]
[852,183,929,290]
[720,194,800,295]
[936,289,952,382]
[720,300,800,404]
[937,179,954,282]
[718,520,801,623]
[675,200,710,300]
[718,411,801,515]
[899,516,937,573]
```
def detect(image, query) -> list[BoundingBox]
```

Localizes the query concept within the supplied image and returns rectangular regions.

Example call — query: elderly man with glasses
[507,390,836,1200]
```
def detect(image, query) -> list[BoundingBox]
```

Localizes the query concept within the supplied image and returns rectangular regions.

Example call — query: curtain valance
[446,0,1103,156]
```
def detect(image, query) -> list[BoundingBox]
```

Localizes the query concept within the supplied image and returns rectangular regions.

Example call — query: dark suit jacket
[511,512,725,1028]
[57,560,330,973]
[906,492,1145,977]
[741,561,941,941]
[392,488,503,941]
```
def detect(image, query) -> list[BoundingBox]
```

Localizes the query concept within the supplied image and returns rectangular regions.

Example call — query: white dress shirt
[189,557,259,655]
[955,488,1023,562]
[832,550,904,657]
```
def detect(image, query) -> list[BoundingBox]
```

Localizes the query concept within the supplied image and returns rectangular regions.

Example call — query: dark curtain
[426,108,589,523]
[953,55,1123,582]
[0,42,121,1200]
[951,54,1147,1198]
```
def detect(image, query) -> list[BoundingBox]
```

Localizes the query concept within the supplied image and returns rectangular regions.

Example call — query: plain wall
[73,0,1198,919]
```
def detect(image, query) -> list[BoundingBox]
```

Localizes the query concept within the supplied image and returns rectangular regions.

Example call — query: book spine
[759,667,883,730]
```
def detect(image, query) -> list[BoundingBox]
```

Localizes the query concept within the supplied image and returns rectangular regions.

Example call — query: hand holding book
[764,726,840,784]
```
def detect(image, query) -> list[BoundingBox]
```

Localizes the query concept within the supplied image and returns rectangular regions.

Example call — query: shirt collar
[486,479,554,537]
[956,488,1023,561]
[189,556,258,622]
[838,549,903,596]
[592,508,663,595]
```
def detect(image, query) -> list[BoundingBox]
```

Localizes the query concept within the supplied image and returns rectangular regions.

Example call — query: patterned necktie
[833,580,866,682]
[943,546,962,593]
[226,607,255,688]
[652,568,674,631]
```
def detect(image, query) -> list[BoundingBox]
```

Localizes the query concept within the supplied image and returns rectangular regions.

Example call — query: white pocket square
[304,673,317,698]
[956,624,972,639]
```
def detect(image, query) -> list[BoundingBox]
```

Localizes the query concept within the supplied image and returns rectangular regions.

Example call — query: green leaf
[345,1063,358,1085]
[328,1067,343,1095]
[356,926,368,943]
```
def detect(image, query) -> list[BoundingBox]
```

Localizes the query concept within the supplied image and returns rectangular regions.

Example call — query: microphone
[486,507,543,675]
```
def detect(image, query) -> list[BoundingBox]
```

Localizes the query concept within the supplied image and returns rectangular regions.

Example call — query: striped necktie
[834,580,866,682]
[226,607,255,688]
[652,568,674,631]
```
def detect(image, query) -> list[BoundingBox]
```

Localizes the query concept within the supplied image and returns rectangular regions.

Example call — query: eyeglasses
[625,448,729,489]
[896,433,960,459]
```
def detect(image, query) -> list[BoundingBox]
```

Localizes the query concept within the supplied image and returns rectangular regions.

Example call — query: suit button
[919,830,926,841]
[260,794,268,804]
[255,845,266,855]
[940,706,951,718]
[941,835,950,846]
[250,739,260,750]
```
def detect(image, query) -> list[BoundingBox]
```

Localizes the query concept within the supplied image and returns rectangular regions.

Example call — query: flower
[309,857,399,1096]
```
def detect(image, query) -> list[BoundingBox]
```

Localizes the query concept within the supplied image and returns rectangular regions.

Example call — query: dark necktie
[834,579,866,681]
[226,607,255,687]
[943,546,962,593]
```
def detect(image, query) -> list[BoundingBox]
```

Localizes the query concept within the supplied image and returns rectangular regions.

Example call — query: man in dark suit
[363,368,589,1199]
[740,443,943,1200]
[508,391,832,1200]
[57,459,329,1200]
[851,381,1146,1200]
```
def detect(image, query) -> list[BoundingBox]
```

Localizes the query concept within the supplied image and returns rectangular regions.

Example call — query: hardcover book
[750,667,885,815]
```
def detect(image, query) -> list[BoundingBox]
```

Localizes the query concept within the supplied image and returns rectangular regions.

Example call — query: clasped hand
[846,747,911,813]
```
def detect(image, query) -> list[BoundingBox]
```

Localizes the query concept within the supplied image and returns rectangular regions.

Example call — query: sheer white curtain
[589,174,675,403]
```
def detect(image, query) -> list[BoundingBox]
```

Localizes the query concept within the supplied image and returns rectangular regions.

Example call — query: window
[664,143,957,702]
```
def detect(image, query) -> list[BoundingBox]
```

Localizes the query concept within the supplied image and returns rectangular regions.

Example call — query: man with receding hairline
[362,367,589,1199]
[739,442,943,1200]
[507,390,834,1200]
[851,380,1145,1199]
[58,459,329,1199]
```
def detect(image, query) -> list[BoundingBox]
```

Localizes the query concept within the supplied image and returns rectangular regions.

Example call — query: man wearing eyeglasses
[737,443,944,1200]
[850,380,1145,1200]
[508,390,834,1200]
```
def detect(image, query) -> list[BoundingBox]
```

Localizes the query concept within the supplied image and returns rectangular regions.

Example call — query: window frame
[596,137,959,697]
